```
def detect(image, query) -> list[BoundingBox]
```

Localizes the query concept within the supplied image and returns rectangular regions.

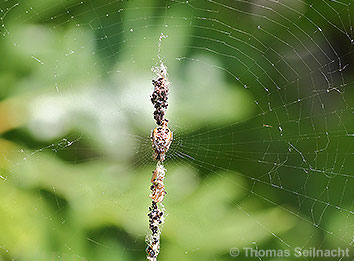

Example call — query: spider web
[0,0,354,260]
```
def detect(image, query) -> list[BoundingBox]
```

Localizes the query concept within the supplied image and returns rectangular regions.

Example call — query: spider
[151,119,173,162]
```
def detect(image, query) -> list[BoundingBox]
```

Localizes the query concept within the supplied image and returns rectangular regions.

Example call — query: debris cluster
[146,201,165,260]
[151,70,169,126]
[146,62,173,261]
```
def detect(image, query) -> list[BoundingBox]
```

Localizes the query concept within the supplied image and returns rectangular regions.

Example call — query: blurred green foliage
[0,0,354,260]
